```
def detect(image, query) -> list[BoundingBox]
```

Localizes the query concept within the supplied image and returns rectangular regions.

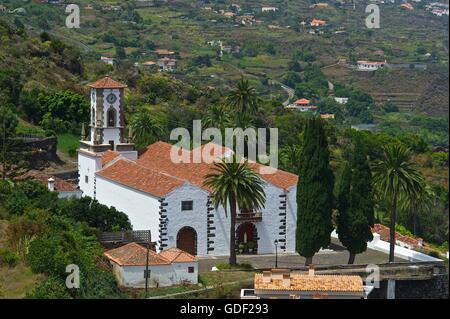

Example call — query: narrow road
[272,81,295,106]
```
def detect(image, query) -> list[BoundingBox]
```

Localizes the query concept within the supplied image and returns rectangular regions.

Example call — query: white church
[78,77,298,257]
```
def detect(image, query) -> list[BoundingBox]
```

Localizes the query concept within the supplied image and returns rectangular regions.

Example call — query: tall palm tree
[281,144,302,173]
[203,156,266,266]
[372,144,425,262]
[203,104,231,131]
[226,77,260,114]
[130,111,163,148]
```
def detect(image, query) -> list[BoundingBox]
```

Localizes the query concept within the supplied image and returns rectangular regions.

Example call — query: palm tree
[399,184,436,236]
[130,111,163,148]
[203,156,266,266]
[281,144,302,173]
[226,77,260,114]
[203,104,231,131]
[372,144,425,262]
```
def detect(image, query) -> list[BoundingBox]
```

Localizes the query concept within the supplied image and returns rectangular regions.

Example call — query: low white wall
[331,230,442,262]
[115,262,198,288]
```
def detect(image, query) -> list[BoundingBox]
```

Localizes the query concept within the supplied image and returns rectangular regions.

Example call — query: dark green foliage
[26,215,126,299]
[296,118,334,259]
[3,180,58,216]
[57,197,132,232]
[0,248,19,267]
[336,138,374,257]
[25,276,71,299]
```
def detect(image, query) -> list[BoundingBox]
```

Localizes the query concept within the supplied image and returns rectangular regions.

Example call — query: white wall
[114,262,198,288]
[164,183,213,257]
[95,176,160,238]
[285,185,297,253]
[101,88,122,147]
[78,152,102,198]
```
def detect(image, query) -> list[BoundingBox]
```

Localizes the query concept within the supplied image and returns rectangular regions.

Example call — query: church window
[107,108,116,127]
[181,201,193,211]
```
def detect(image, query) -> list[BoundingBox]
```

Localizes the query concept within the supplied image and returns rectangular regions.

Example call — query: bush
[215,263,253,270]
[0,248,19,267]
[25,275,71,299]
[428,250,441,258]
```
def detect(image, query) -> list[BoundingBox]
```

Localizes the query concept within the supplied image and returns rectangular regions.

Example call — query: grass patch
[130,283,200,299]
[0,264,45,299]
[16,120,46,137]
[215,262,254,271]
[57,133,80,157]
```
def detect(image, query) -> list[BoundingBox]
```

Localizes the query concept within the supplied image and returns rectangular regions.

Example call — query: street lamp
[274,239,278,268]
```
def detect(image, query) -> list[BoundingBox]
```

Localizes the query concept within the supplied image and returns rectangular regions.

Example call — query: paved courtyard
[198,238,406,272]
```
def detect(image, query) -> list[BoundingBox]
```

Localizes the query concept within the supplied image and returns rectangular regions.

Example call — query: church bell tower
[80,76,135,152]
[78,77,136,198]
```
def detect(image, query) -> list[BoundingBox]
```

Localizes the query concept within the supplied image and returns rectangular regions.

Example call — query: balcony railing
[236,211,263,222]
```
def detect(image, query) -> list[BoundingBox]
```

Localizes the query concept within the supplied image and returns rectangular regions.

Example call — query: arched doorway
[176,227,197,256]
[236,223,258,254]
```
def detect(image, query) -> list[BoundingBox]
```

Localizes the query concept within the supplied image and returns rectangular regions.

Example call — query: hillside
[1,0,447,116]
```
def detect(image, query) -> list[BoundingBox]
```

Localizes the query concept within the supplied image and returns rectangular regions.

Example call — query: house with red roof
[78,78,298,258]
[104,243,198,288]
[286,98,318,112]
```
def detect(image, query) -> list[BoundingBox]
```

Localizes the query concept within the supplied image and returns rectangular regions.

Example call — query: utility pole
[144,230,151,297]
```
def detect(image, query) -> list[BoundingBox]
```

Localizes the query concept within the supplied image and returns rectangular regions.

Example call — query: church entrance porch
[236,222,258,255]
[177,226,197,256]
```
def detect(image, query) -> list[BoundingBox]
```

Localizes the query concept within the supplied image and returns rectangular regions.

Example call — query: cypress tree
[296,118,334,265]
[336,138,374,264]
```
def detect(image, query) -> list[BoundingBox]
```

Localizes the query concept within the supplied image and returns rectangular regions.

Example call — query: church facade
[78,77,298,257]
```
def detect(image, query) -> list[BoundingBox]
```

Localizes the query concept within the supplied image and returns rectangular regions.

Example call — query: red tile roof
[96,141,298,197]
[371,224,423,248]
[17,170,79,193]
[102,150,121,166]
[159,247,196,263]
[96,159,185,197]
[88,77,128,89]
[294,98,310,105]
[104,243,169,266]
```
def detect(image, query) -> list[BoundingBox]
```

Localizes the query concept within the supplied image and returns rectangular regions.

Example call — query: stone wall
[10,136,59,169]
[369,274,449,299]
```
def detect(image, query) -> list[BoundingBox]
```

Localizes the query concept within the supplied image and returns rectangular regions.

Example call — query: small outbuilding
[104,243,198,288]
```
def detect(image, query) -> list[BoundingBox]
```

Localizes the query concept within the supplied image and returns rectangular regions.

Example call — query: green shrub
[0,248,19,267]
[25,275,71,299]
[428,250,441,258]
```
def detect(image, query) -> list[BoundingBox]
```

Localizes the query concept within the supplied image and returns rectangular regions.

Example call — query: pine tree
[336,138,375,264]
[296,118,334,265]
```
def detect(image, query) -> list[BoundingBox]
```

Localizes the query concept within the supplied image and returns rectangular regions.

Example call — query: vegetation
[296,118,334,266]
[336,138,374,264]
[0,179,131,298]
[373,144,425,262]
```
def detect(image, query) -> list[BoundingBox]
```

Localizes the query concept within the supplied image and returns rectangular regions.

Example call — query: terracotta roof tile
[96,159,185,197]
[160,247,196,263]
[371,224,423,248]
[104,243,169,266]
[88,77,128,89]
[137,141,298,192]
[102,150,121,166]
[254,273,364,292]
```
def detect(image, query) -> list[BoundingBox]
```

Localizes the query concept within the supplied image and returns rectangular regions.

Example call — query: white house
[78,77,299,257]
[104,243,198,288]
[356,60,387,71]
[157,58,177,72]
[262,6,279,12]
